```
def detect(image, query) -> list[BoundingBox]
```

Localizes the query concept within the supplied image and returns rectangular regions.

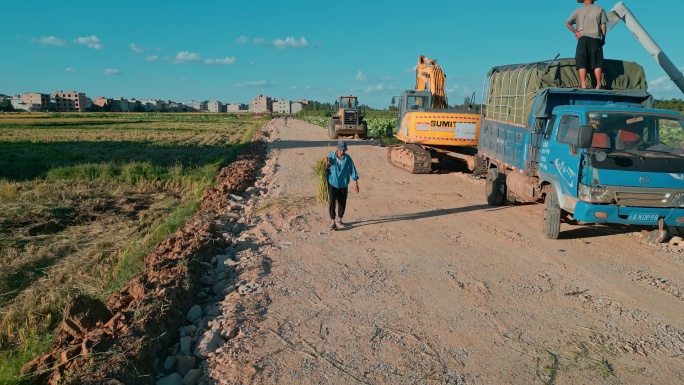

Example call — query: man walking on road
[325,141,359,230]
[566,0,608,89]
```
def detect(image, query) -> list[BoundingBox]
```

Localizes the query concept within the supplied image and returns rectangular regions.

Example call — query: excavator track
[387,144,432,174]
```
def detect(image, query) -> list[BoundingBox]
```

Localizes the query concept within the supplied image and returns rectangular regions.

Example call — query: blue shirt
[327,151,359,189]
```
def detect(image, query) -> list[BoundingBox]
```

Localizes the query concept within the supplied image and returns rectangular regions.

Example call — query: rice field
[0,112,266,383]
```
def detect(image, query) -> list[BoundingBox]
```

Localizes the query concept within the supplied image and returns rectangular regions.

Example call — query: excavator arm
[416,55,448,109]
[607,1,684,94]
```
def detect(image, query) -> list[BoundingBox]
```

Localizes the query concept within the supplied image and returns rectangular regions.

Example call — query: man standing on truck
[565,0,608,89]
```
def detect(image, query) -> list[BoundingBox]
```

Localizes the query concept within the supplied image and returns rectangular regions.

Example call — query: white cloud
[130,43,145,53]
[236,36,249,44]
[65,67,75,73]
[146,55,158,61]
[204,57,236,65]
[174,51,202,64]
[272,36,308,49]
[103,69,122,76]
[74,35,102,50]
[32,36,68,47]
[649,75,674,93]
[649,67,684,97]
[254,36,309,49]
[364,84,398,93]
[446,85,459,93]
[356,71,367,82]
[291,85,316,90]
[234,80,276,87]
[174,51,236,65]
[130,43,160,54]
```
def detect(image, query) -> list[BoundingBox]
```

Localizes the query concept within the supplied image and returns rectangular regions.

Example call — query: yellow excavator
[388,55,481,173]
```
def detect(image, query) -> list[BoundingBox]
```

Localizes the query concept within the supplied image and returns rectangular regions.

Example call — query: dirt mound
[20,129,270,384]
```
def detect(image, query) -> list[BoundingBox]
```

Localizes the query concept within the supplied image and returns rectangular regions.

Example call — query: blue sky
[2,1,683,109]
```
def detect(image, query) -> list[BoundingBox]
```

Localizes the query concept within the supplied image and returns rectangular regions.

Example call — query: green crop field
[0,112,266,383]
[301,115,399,139]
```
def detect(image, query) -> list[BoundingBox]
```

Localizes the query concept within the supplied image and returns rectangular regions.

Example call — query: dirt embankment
[20,123,273,385]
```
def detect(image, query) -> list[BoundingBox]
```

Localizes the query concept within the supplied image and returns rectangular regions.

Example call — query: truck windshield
[587,112,684,154]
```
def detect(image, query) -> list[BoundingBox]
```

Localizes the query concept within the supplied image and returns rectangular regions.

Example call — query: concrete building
[168,102,186,112]
[53,90,86,112]
[111,97,130,112]
[226,103,248,113]
[273,99,291,114]
[184,100,206,112]
[207,101,223,113]
[139,99,162,112]
[92,97,110,110]
[11,97,35,111]
[291,100,307,114]
[250,94,273,113]
[21,92,51,111]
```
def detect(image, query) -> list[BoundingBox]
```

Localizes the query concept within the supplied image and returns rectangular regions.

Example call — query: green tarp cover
[484,58,648,125]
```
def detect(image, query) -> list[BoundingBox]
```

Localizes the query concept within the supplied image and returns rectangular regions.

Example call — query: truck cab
[540,105,684,229]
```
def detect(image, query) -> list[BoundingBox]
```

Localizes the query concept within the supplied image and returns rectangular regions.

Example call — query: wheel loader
[328,96,368,139]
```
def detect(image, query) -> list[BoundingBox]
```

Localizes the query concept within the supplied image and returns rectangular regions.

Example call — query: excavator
[388,55,482,174]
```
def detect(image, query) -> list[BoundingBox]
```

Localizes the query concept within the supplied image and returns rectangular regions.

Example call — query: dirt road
[207,119,684,385]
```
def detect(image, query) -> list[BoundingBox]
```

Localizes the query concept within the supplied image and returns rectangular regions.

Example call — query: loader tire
[359,122,368,139]
[328,119,338,139]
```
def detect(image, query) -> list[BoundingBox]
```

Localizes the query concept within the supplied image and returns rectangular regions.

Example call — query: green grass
[0,331,54,385]
[108,199,199,292]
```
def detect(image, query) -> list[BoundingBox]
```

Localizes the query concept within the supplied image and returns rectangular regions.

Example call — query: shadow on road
[343,204,508,229]
[273,139,367,151]
[559,223,644,240]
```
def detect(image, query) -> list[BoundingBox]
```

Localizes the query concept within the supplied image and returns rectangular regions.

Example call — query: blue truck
[477,58,684,239]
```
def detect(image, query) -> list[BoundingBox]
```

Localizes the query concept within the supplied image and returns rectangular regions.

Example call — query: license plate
[627,212,659,222]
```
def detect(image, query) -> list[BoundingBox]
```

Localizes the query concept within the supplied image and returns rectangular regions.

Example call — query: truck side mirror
[576,125,593,149]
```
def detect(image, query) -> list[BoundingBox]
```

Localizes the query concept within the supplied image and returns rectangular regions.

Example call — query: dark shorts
[575,36,604,70]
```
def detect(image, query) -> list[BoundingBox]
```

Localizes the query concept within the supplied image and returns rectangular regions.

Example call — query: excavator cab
[394,90,433,129]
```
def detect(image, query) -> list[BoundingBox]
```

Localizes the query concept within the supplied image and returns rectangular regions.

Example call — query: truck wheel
[328,119,338,139]
[505,189,517,205]
[485,168,506,206]
[544,193,561,239]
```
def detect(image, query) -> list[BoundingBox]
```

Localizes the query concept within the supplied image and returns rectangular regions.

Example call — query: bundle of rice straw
[313,157,329,204]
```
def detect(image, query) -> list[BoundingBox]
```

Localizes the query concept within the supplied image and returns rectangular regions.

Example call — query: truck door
[539,114,583,209]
